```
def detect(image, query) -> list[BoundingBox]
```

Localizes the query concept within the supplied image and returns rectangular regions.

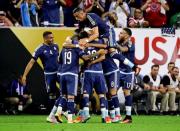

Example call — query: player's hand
[98,49,108,55]
[21,76,26,86]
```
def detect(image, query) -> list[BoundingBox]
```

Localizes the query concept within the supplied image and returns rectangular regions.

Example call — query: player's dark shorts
[104,69,120,90]
[59,73,78,96]
[83,71,107,95]
[119,71,135,90]
[44,72,58,94]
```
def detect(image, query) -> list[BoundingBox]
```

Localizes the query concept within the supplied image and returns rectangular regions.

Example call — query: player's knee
[83,94,89,98]
[67,95,75,99]
[26,98,32,105]
[98,94,105,98]
[110,88,117,96]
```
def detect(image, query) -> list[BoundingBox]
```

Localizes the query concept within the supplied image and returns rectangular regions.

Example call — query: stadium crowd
[0,0,180,28]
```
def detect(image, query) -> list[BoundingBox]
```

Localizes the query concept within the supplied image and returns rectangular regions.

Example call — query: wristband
[86,39,89,43]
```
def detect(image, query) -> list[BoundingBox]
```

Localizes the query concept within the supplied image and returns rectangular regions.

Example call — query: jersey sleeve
[87,14,98,28]
[32,46,42,61]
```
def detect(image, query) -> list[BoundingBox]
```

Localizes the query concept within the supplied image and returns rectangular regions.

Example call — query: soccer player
[73,7,140,74]
[22,31,59,109]
[116,28,135,123]
[54,31,106,123]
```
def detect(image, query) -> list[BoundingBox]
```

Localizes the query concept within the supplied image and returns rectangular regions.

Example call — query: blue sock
[62,97,67,111]
[112,95,120,116]
[54,96,61,107]
[100,97,107,118]
[112,95,120,108]
[67,99,74,114]
[125,95,132,116]
[108,99,114,110]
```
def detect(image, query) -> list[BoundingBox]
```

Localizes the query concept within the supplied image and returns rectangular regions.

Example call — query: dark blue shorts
[104,70,120,90]
[59,74,78,96]
[119,71,135,90]
[44,73,58,94]
[83,72,107,95]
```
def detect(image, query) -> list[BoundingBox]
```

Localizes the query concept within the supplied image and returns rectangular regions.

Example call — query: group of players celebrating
[22,7,140,124]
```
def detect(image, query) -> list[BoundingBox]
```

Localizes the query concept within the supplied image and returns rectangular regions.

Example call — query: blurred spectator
[29,0,40,26]
[170,12,180,28]
[4,75,32,114]
[84,0,105,16]
[109,0,130,27]
[143,64,169,113]
[128,8,149,28]
[20,0,32,26]
[162,67,180,113]
[141,0,169,27]
[0,11,14,26]
[167,62,175,73]
[7,0,23,26]
[41,0,66,27]
[62,0,80,27]
[102,11,118,27]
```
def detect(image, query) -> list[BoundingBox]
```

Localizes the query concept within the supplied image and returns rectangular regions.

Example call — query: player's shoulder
[34,44,44,51]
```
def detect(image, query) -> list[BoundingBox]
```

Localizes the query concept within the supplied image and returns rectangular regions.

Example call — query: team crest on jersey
[43,50,47,53]
[50,50,53,55]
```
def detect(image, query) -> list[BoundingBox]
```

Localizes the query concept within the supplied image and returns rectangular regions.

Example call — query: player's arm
[88,54,105,67]
[79,26,99,46]
[22,58,35,86]
[117,44,128,52]
[86,43,107,49]
[81,49,107,61]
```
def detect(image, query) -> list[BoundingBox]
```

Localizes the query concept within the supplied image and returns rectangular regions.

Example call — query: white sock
[49,106,57,118]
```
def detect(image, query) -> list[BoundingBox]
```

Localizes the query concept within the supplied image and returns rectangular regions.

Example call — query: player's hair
[73,7,83,14]
[123,28,132,36]
[172,66,179,71]
[168,62,175,67]
[43,31,52,38]
[151,64,159,69]
[78,31,88,39]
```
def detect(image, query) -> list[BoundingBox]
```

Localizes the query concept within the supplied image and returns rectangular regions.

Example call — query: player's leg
[120,72,134,124]
[95,74,111,123]
[66,75,78,123]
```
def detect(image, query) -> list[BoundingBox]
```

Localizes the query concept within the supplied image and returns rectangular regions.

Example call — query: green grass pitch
[0,115,179,131]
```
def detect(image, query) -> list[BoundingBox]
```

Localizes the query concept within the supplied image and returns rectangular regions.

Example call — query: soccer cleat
[73,116,83,123]
[111,115,122,123]
[46,116,58,123]
[121,116,132,124]
[67,120,74,124]
[102,116,111,123]
[62,111,68,120]
[74,115,91,123]
[55,113,63,123]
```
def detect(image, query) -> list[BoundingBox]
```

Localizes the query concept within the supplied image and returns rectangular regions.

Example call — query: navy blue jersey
[79,13,110,39]
[118,40,135,72]
[32,43,59,73]
[102,54,118,74]
[80,47,103,72]
[59,48,81,74]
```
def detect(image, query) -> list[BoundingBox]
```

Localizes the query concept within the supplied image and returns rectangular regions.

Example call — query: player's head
[171,66,179,79]
[151,64,159,76]
[108,12,118,26]
[73,7,86,21]
[43,31,54,45]
[119,28,132,42]
[167,62,175,72]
